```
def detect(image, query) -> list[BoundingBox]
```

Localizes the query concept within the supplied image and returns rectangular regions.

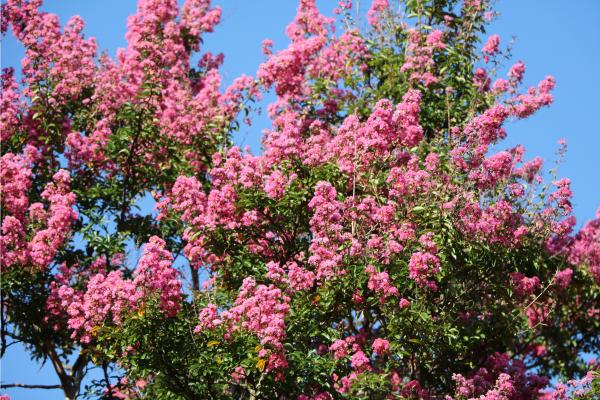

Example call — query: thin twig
[0,383,62,389]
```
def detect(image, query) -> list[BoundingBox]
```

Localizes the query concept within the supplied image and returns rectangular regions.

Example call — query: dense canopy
[1,0,599,399]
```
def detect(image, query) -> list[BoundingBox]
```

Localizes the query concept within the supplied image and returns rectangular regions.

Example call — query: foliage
[1,0,598,399]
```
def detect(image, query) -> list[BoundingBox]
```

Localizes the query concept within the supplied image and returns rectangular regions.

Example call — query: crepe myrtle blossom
[367,0,389,27]
[1,0,599,399]
[482,34,500,62]
[371,338,390,355]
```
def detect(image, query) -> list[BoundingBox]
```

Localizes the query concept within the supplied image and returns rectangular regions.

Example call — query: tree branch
[0,383,62,389]
[43,340,67,379]
[71,353,88,380]
[102,362,115,400]
[1,295,6,357]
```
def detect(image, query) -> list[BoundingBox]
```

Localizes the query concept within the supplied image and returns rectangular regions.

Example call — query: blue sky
[1,1,599,399]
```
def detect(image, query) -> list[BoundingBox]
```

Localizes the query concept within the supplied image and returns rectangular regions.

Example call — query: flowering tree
[1,0,599,399]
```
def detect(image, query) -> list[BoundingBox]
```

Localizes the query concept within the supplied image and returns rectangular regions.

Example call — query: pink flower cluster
[258,0,367,110]
[457,200,527,247]
[329,334,373,372]
[0,67,21,141]
[264,170,297,200]
[1,0,97,104]
[468,150,515,189]
[509,61,526,83]
[45,258,107,331]
[510,272,541,297]
[2,0,253,181]
[401,29,446,86]
[371,338,390,355]
[133,236,182,317]
[0,152,33,218]
[308,181,349,280]
[511,76,556,118]
[367,0,389,27]
[180,0,222,45]
[567,209,600,284]
[66,270,140,343]
[195,277,291,372]
[3,0,597,395]
[461,104,510,147]
[408,233,441,290]
[482,34,500,63]
[366,264,399,300]
[29,171,78,268]
[1,162,77,270]
[331,90,424,174]
[553,268,573,291]
[451,352,548,399]
[164,174,234,268]
[549,178,573,216]
[63,237,181,343]
[541,371,596,400]
[266,260,316,292]
[255,83,422,180]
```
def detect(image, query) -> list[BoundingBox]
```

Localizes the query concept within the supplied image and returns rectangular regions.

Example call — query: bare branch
[0,383,62,389]
[71,353,88,381]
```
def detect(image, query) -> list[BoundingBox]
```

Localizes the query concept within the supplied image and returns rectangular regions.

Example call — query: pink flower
[66,271,141,343]
[261,39,273,55]
[133,236,182,317]
[408,251,440,289]
[350,350,371,372]
[399,298,411,309]
[426,30,445,48]
[424,152,439,171]
[264,170,296,199]
[287,262,316,291]
[366,264,399,300]
[372,338,390,355]
[492,78,509,93]
[526,304,549,328]
[401,30,444,86]
[367,0,389,27]
[509,61,526,83]
[330,339,348,359]
[554,268,573,290]
[510,272,540,297]
[550,178,573,215]
[232,366,246,382]
[482,34,500,58]
[195,303,221,332]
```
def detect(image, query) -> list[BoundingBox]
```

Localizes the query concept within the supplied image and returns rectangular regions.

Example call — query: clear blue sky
[1,1,599,399]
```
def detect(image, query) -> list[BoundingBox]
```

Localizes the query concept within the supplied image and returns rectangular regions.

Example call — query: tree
[1,0,598,399]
